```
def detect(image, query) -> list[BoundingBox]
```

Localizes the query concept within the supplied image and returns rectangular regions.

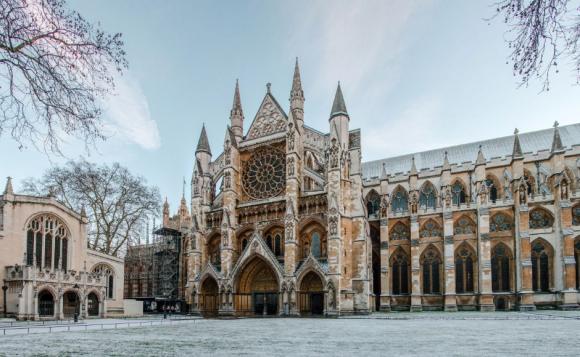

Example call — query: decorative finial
[554,121,559,128]
[514,128,519,135]
[266,82,271,93]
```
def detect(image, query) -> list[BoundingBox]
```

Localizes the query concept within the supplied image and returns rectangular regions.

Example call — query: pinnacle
[512,127,523,158]
[291,57,304,100]
[330,82,348,119]
[551,121,564,153]
[3,176,13,195]
[196,124,212,155]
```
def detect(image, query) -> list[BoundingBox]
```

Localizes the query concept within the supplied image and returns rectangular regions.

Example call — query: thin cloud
[102,72,161,150]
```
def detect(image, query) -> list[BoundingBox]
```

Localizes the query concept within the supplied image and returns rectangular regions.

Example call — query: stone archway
[38,290,55,317]
[87,292,99,316]
[200,277,219,317]
[63,291,80,318]
[298,271,324,315]
[235,257,279,316]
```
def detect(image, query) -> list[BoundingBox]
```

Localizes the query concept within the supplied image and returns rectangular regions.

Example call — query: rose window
[242,148,286,199]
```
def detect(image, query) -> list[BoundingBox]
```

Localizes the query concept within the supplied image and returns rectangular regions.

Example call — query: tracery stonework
[155,62,580,317]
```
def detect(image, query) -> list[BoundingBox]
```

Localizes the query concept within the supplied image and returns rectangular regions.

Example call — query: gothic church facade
[163,61,580,316]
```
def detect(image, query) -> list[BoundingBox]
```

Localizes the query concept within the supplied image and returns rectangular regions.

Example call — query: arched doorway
[87,292,99,316]
[299,272,324,315]
[235,257,279,316]
[63,291,80,318]
[38,290,55,317]
[200,277,219,317]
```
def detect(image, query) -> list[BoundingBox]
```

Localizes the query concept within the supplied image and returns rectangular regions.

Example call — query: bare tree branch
[0,0,127,153]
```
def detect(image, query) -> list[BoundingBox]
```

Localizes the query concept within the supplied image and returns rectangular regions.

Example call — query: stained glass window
[390,222,410,241]
[391,188,408,213]
[454,216,476,235]
[366,191,381,218]
[529,208,554,229]
[391,250,409,295]
[532,241,551,292]
[455,246,475,293]
[422,247,441,294]
[420,219,442,238]
[26,214,69,269]
[242,148,286,199]
[419,183,437,209]
[490,213,513,232]
[572,205,580,226]
[492,244,511,292]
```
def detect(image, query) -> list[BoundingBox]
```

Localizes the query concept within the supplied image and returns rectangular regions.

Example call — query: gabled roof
[245,85,288,140]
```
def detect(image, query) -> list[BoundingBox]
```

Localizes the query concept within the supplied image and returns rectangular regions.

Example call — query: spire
[163,197,169,215]
[196,124,212,155]
[512,128,523,158]
[329,82,348,119]
[475,145,486,166]
[409,156,417,176]
[291,57,304,100]
[80,205,87,218]
[230,79,243,118]
[3,176,13,195]
[182,177,186,199]
[229,80,244,140]
[442,151,450,171]
[551,121,564,153]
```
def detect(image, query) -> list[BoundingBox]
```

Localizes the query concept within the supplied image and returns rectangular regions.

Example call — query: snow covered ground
[0,312,579,356]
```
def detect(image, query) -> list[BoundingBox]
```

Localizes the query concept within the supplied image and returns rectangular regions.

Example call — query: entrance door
[63,291,80,317]
[253,292,278,315]
[310,293,324,315]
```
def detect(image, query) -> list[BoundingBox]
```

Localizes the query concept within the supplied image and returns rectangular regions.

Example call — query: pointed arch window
[421,247,441,294]
[420,219,442,238]
[572,205,580,226]
[275,234,282,257]
[531,241,551,292]
[529,208,554,229]
[391,250,409,295]
[391,188,408,213]
[451,181,466,206]
[266,235,273,250]
[366,191,381,218]
[490,213,513,232]
[92,264,115,299]
[25,214,69,270]
[419,183,437,209]
[455,246,475,293]
[390,222,410,241]
[491,244,511,292]
[311,232,321,258]
[454,216,476,235]
[485,178,498,203]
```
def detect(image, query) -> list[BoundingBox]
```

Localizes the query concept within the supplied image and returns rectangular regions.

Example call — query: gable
[246,93,288,140]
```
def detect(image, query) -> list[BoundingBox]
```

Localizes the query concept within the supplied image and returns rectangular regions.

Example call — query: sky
[1,0,580,213]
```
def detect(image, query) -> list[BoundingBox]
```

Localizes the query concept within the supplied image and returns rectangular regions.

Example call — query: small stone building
[0,179,124,320]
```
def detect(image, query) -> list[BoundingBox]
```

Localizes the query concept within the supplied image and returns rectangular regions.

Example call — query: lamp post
[2,280,8,318]
[73,283,80,322]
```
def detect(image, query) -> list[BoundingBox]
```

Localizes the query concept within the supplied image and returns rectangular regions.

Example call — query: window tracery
[529,208,554,229]
[491,244,511,292]
[451,181,466,206]
[391,188,408,213]
[419,183,437,209]
[391,249,409,295]
[25,214,69,270]
[92,264,115,299]
[366,191,380,218]
[421,246,441,294]
[531,240,551,292]
[455,245,475,293]
[454,216,476,235]
[490,213,513,232]
[420,219,442,238]
[242,148,286,200]
[390,222,410,241]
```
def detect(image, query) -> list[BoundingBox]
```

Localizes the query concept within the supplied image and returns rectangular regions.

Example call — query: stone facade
[162,61,580,316]
[0,180,124,320]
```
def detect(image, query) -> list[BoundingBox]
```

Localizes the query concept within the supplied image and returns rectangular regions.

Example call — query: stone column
[379,216,391,311]
[443,211,457,311]
[58,294,64,320]
[516,204,535,310]
[478,207,494,311]
[33,290,39,321]
[410,215,422,312]
[559,200,579,309]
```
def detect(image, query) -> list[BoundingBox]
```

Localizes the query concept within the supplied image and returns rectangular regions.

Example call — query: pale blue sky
[1,0,579,212]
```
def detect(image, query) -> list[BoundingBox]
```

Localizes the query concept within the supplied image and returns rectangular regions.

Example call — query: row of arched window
[390,239,566,295]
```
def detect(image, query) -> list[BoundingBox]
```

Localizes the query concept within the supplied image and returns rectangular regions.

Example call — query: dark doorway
[253,292,278,315]
[310,293,324,315]
[200,277,219,317]
[370,223,381,311]
[38,290,55,317]
[63,291,80,318]
[495,297,507,311]
[87,293,99,316]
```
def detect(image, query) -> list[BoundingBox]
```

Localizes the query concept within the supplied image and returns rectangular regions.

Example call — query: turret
[230,79,244,142]
[3,176,14,195]
[162,197,170,227]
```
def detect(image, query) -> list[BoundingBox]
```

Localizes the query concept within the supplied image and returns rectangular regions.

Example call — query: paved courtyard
[0,312,579,356]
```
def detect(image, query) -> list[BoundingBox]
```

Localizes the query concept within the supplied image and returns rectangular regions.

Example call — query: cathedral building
[161,60,580,316]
